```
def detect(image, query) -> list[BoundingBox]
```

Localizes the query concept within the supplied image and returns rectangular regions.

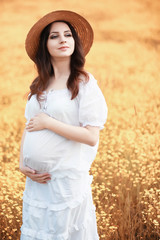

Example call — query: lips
[58,46,69,50]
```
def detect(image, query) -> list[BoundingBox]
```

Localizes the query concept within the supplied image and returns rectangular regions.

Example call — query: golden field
[0,0,160,239]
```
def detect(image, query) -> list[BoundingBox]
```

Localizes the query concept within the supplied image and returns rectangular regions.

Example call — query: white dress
[20,73,108,240]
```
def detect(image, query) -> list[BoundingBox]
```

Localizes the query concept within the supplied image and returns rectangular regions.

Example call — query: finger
[32,177,51,183]
[35,175,51,181]
[26,122,34,128]
[36,173,51,177]
[39,178,51,182]
[29,177,47,184]
[26,121,33,127]
[28,174,50,181]
[22,166,36,174]
[34,177,50,183]
[26,124,33,130]
[26,126,35,132]
[43,176,51,181]
[26,128,33,132]
[29,118,35,121]
[25,168,36,174]
[30,172,51,179]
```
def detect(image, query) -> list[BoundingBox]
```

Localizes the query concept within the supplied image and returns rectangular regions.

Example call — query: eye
[65,33,72,37]
[49,35,58,39]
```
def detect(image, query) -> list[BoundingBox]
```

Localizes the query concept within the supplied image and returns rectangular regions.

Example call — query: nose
[60,40,66,44]
[59,35,66,44]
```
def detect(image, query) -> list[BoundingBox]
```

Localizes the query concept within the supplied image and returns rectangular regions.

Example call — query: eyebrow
[50,30,71,34]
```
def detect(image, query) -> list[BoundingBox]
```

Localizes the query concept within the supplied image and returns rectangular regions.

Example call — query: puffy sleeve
[78,73,108,130]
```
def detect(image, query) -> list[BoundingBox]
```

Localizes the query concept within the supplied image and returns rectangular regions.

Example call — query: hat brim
[25,10,94,61]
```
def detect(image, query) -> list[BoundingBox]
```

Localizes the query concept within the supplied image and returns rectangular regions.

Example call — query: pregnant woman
[19,10,108,240]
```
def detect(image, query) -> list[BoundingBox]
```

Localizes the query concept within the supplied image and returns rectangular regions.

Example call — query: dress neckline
[43,88,68,95]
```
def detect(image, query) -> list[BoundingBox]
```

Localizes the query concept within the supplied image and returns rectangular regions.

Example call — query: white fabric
[21,73,108,240]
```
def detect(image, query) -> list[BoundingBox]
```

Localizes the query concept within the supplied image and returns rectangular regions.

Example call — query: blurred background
[0,0,160,239]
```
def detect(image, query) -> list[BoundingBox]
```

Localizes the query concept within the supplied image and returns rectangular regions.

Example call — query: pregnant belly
[23,129,69,173]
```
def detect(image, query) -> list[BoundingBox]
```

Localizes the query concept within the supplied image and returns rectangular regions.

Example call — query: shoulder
[77,72,105,103]
[79,72,97,92]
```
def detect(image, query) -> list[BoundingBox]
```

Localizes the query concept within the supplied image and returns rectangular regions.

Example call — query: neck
[51,57,71,82]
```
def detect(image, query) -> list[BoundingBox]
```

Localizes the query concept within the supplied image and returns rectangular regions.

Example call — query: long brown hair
[28,21,88,101]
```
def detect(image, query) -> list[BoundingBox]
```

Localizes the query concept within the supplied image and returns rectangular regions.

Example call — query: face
[47,22,75,60]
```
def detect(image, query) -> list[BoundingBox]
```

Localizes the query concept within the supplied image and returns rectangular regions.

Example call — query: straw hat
[25,10,94,61]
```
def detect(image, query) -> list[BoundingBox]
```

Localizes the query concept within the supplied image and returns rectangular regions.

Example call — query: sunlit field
[0,0,160,239]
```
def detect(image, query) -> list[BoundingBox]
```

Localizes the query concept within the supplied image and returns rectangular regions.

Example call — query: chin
[53,54,72,59]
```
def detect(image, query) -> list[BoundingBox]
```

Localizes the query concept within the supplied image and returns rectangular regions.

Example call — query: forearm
[46,117,99,146]
[26,113,100,146]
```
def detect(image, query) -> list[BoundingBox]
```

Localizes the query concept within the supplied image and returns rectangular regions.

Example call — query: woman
[20,10,107,240]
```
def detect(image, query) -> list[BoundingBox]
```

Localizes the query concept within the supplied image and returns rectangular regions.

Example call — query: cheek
[47,40,56,54]
[71,39,75,52]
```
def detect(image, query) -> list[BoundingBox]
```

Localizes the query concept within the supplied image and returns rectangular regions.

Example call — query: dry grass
[0,0,160,239]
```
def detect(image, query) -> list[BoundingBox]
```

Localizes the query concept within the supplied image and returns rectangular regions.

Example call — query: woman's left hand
[26,113,50,132]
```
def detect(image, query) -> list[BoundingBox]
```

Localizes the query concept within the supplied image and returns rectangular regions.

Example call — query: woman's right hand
[20,166,51,184]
